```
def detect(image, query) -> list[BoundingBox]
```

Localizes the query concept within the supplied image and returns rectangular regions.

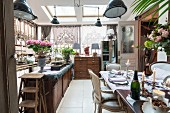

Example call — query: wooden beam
[0,0,18,113]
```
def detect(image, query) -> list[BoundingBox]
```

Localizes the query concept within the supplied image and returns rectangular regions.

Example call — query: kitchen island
[19,63,73,113]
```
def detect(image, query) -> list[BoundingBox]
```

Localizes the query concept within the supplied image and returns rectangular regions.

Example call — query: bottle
[130,70,140,100]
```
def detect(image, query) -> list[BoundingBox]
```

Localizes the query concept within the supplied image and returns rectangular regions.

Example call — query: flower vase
[38,57,46,73]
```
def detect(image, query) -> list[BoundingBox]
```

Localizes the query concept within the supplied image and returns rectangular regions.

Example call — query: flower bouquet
[26,40,52,72]
[26,40,53,58]
[144,24,170,55]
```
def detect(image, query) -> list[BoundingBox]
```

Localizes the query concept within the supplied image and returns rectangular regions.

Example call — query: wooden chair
[88,69,123,113]
[106,63,121,71]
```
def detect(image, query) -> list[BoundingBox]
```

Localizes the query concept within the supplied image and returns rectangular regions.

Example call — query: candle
[142,71,145,81]
[153,68,156,82]
[127,59,129,64]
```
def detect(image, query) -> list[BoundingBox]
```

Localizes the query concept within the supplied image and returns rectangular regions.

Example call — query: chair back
[106,63,121,71]
[88,69,102,102]
[150,61,170,72]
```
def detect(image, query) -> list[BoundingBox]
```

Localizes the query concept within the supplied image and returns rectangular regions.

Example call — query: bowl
[152,97,170,113]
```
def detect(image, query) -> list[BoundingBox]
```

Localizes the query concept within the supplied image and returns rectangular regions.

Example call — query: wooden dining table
[100,71,170,113]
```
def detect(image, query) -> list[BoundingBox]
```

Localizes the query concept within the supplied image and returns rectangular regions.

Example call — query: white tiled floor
[56,80,124,113]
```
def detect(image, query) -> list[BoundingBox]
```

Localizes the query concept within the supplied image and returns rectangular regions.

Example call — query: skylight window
[83,5,106,17]
[47,6,76,17]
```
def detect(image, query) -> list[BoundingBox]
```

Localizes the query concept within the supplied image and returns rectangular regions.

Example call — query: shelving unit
[101,40,117,70]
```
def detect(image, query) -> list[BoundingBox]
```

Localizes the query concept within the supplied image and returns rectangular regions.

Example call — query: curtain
[41,26,52,40]
[52,26,80,47]
[81,25,107,54]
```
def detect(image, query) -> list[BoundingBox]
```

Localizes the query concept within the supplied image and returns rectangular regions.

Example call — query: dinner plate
[142,102,154,113]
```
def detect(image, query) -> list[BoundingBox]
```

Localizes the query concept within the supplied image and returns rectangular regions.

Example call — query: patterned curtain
[52,26,80,47]
[81,25,107,54]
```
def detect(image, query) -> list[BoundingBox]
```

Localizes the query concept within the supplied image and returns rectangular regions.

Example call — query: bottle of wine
[130,70,140,100]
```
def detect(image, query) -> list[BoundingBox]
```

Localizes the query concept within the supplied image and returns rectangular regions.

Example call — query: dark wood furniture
[74,57,101,79]
[18,73,47,113]
[20,64,73,113]
[44,66,72,113]
[116,89,170,113]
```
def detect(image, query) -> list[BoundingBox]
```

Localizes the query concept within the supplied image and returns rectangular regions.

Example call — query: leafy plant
[144,23,170,54]
[131,0,170,22]
[61,47,75,61]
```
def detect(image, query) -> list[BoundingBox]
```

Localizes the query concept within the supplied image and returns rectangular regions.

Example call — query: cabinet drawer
[75,57,88,61]
[75,60,87,65]
[74,71,90,79]
[87,65,99,72]
[87,60,99,65]
[74,65,87,71]
[87,57,100,61]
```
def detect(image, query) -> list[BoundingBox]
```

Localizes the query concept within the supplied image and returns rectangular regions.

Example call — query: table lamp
[91,43,99,57]
[72,43,80,56]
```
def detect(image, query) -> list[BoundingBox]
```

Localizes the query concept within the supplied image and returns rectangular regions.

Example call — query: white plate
[142,102,154,113]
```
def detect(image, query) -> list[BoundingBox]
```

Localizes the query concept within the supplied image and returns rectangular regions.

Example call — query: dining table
[99,71,170,113]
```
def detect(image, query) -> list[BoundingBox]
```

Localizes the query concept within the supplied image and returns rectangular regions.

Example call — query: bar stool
[18,73,47,113]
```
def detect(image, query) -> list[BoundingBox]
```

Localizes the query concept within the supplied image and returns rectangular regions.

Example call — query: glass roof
[83,5,106,17]
[42,5,109,23]
[47,6,76,17]
[57,17,77,22]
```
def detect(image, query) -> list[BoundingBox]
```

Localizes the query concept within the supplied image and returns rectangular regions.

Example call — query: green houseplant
[61,47,75,63]
[131,0,170,22]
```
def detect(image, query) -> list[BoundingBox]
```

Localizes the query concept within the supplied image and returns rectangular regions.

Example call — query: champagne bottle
[130,70,140,100]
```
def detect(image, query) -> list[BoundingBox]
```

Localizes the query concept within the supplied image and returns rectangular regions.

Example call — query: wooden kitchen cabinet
[74,57,101,79]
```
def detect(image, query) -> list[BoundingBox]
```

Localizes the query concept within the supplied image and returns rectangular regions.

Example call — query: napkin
[109,77,126,82]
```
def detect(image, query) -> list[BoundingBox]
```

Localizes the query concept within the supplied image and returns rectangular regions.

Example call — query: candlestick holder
[152,81,156,89]
[125,62,130,78]
[141,81,145,96]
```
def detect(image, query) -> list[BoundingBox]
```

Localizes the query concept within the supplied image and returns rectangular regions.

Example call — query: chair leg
[94,103,96,113]
[97,105,102,113]
[92,90,94,102]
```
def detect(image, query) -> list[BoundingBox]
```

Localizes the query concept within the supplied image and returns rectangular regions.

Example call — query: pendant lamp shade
[95,19,102,27]
[14,0,37,20]
[103,0,127,18]
[95,7,102,27]
[51,16,60,24]
[51,6,60,24]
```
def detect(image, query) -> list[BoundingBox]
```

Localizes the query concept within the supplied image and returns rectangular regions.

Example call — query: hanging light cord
[97,7,99,19]
[54,5,56,17]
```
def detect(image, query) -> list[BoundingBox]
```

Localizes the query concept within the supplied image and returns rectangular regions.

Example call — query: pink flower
[40,41,47,46]
[34,40,40,44]
[162,30,169,38]
[26,40,34,45]
[47,42,53,46]
[155,36,162,42]
[148,34,154,41]
[158,28,164,33]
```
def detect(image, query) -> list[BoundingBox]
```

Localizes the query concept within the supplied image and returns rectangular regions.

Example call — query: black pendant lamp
[14,0,37,20]
[51,6,60,24]
[103,0,127,18]
[95,7,102,27]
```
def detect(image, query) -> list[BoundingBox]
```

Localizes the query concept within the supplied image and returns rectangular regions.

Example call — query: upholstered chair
[88,69,123,113]
[106,63,121,71]
[150,61,170,80]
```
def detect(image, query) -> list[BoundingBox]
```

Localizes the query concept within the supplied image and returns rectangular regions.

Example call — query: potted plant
[26,40,53,72]
[62,47,75,63]
[144,24,170,55]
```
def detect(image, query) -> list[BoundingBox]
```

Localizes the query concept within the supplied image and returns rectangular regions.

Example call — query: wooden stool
[18,73,47,113]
